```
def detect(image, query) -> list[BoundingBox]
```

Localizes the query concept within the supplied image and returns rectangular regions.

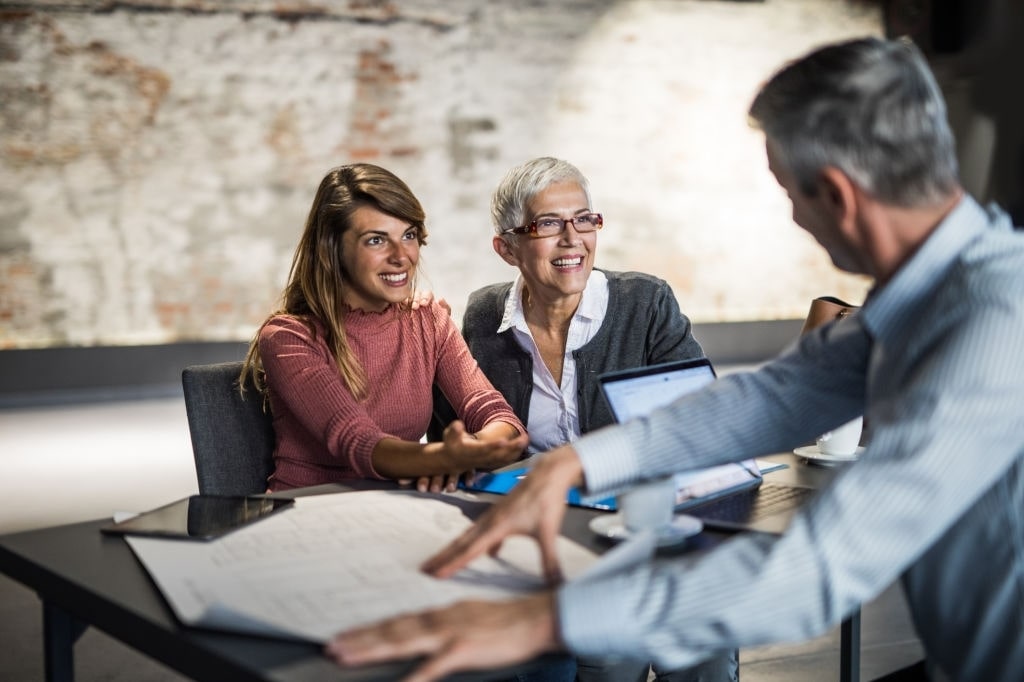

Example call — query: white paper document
[125,490,598,642]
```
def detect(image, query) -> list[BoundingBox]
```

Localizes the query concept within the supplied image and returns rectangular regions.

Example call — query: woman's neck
[522,287,581,335]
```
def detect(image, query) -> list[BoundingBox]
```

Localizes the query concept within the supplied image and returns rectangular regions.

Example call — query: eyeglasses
[508,212,604,239]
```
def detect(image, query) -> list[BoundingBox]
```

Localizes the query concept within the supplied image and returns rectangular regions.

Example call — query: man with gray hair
[327,37,1024,682]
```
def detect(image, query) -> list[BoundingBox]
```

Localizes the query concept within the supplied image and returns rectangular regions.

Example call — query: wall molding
[0,341,250,407]
[0,319,804,407]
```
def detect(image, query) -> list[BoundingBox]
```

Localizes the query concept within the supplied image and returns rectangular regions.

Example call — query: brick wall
[0,0,882,349]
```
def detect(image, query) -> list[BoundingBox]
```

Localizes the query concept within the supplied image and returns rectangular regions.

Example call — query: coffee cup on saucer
[816,417,863,456]
[618,476,677,534]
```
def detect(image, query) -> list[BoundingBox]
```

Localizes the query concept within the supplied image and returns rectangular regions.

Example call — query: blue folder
[460,468,617,511]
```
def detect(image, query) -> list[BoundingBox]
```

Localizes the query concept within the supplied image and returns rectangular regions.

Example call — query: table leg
[840,608,861,682]
[43,600,87,682]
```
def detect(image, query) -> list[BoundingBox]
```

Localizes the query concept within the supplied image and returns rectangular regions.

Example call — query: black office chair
[181,361,276,495]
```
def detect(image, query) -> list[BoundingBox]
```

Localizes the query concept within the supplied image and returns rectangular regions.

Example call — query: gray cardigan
[432,270,704,436]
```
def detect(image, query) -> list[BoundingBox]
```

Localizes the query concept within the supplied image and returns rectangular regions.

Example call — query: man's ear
[492,235,520,266]
[818,166,858,235]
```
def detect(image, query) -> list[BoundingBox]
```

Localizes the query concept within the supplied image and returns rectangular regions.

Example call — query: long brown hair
[241,164,427,400]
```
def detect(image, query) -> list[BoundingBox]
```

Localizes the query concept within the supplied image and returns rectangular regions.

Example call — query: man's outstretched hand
[423,444,584,585]
[325,592,563,682]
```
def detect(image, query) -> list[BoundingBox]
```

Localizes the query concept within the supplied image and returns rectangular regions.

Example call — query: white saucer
[588,513,703,547]
[793,445,864,466]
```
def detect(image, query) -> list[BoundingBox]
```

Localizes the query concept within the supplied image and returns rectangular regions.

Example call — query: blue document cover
[461,468,616,511]
[462,459,787,514]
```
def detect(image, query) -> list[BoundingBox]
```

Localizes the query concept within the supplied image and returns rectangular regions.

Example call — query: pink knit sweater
[259,301,523,491]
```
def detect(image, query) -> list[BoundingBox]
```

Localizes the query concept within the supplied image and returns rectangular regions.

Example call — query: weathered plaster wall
[0,0,880,349]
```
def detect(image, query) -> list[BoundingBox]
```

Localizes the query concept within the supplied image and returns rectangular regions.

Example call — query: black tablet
[101,495,295,541]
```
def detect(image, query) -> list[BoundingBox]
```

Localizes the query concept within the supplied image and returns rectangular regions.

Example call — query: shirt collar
[861,195,993,342]
[497,274,527,334]
[577,269,608,322]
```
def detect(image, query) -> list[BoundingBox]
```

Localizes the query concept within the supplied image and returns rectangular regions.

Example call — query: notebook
[598,358,815,535]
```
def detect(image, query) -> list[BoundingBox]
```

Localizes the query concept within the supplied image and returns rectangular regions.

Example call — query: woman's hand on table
[407,472,467,493]
[439,420,528,472]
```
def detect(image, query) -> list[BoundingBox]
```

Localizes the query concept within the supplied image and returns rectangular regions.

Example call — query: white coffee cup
[618,476,677,533]
[816,417,863,456]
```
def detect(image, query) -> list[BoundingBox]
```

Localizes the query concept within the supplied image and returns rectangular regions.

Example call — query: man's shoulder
[956,227,1024,299]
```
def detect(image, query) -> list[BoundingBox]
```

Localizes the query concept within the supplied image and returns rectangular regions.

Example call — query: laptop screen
[598,359,761,506]
[599,358,717,422]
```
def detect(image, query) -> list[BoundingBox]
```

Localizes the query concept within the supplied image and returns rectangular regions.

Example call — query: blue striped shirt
[559,196,1024,681]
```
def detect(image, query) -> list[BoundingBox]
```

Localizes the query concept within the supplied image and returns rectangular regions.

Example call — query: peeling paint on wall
[0,0,880,348]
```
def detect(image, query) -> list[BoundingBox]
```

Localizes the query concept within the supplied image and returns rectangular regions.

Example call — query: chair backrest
[181,361,275,495]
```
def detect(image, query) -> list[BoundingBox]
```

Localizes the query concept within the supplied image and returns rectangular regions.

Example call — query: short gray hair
[748,37,959,207]
[490,157,592,236]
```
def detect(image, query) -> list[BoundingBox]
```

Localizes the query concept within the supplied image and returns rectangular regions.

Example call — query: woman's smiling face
[340,204,421,312]
[498,180,597,304]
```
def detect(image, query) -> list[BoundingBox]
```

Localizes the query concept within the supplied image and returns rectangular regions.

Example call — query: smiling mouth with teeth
[552,257,583,267]
[380,272,408,284]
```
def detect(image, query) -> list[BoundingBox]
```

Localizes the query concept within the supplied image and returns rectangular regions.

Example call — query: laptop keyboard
[692,484,814,522]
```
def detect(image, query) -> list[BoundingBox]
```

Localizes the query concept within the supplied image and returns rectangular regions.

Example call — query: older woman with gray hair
[434,157,737,682]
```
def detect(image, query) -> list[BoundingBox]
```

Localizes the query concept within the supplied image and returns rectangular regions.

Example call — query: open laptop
[598,358,816,535]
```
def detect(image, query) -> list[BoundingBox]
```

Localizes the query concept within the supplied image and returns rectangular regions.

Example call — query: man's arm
[577,316,871,495]
[559,304,1024,667]
[421,316,873,577]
